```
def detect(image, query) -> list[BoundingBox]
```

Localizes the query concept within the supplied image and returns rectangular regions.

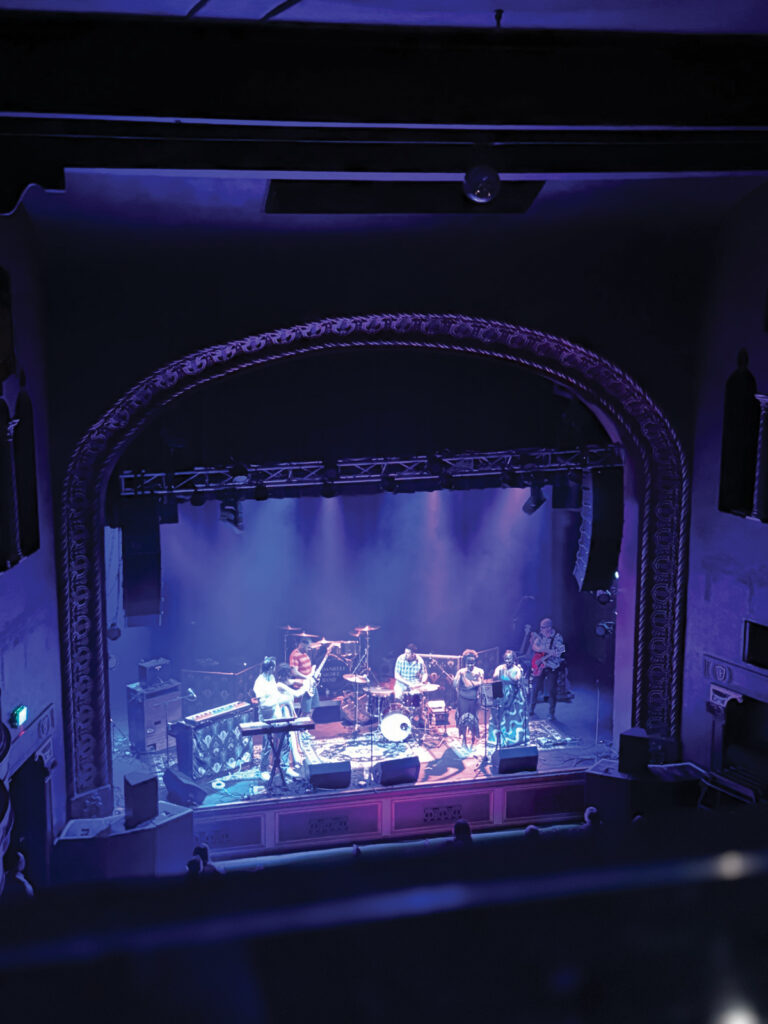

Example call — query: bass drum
[380,712,412,743]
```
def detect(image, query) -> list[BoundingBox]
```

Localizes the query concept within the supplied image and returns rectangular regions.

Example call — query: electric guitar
[304,643,340,697]
[530,629,564,676]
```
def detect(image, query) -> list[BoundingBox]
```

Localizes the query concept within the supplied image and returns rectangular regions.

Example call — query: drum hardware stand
[479,696,493,770]
[349,634,373,735]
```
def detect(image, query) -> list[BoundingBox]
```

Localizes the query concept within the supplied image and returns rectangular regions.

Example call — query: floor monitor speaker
[374,755,420,786]
[307,760,351,789]
[312,700,342,724]
[492,746,539,774]
[163,766,208,807]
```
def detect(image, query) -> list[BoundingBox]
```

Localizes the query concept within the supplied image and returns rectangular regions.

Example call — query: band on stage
[250,619,569,783]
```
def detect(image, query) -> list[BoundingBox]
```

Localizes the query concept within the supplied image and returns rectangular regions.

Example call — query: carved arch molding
[60,314,688,816]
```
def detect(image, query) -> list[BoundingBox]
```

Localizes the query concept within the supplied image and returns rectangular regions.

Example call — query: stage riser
[192,771,586,859]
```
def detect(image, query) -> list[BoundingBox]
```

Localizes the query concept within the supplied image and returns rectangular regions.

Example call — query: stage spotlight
[462,165,501,205]
[380,472,398,493]
[252,483,269,501]
[595,620,615,637]
[106,621,121,642]
[219,498,244,531]
[229,461,250,485]
[437,467,455,490]
[595,589,613,605]
[426,453,446,477]
[190,487,206,507]
[322,458,340,483]
[522,484,546,515]
[321,481,336,499]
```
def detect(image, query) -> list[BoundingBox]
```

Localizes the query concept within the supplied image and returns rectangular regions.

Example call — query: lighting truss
[118,445,623,499]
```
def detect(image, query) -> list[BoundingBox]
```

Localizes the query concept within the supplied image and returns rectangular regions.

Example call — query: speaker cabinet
[54,802,193,883]
[573,467,623,592]
[163,766,209,807]
[374,756,420,786]
[124,771,159,829]
[307,760,351,789]
[618,727,651,775]
[121,498,162,619]
[126,680,182,754]
[492,746,539,774]
[585,763,645,823]
[312,700,342,724]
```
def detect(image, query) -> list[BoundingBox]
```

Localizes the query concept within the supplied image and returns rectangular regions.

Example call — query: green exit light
[9,705,28,728]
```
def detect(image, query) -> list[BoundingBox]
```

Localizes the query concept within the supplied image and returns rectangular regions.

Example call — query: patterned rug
[111,716,577,807]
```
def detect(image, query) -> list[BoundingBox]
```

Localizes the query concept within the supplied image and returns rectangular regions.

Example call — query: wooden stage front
[193,767,586,859]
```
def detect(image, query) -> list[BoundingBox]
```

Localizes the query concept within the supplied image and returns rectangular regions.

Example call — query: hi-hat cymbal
[351,625,380,635]
[343,674,370,684]
[281,624,302,631]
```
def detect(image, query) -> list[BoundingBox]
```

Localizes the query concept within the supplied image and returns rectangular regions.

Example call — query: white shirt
[253,672,294,719]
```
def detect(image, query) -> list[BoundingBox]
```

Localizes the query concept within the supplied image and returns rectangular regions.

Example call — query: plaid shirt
[395,653,425,685]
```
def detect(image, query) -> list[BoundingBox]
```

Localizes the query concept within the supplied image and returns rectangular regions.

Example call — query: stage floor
[111,678,614,812]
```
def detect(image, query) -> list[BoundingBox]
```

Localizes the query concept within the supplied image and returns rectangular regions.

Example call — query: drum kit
[363,680,440,742]
[281,624,443,742]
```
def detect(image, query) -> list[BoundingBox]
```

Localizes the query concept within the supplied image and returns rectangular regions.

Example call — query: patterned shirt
[290,647,313,678]
[395,653,425,685]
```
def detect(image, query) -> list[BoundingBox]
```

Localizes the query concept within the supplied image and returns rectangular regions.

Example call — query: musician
[490,649,527,747]
[290,637,318,716]
[453,649,483,752]
[252,657,303,781]
[529,617,566,719]
[394,642,427,699]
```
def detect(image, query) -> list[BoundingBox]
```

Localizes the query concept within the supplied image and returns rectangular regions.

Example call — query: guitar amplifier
[126,680,182,754]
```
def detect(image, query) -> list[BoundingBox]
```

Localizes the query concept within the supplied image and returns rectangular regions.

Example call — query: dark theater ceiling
[1,0,768,32]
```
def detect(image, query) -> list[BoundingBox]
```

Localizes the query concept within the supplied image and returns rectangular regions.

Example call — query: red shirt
[290,648,312,678]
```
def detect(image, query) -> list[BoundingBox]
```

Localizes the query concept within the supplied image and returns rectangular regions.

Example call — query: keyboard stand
[266,730,289,793]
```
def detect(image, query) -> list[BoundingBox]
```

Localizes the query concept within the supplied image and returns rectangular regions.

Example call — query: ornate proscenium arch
[60,314,688,816]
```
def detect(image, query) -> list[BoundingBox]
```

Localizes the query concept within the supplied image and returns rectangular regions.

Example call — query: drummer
[394,642,427,699]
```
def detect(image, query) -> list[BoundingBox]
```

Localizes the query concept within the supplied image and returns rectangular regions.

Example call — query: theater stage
[111,677,611,857]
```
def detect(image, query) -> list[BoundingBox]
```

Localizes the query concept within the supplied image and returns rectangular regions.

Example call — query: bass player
[529,617,566,720]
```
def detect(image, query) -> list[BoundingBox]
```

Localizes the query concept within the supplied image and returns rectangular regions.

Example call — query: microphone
[186,688,197,701]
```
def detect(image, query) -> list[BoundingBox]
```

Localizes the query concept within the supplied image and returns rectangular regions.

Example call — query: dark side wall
[683,181,768,765]
[0,206,67,835]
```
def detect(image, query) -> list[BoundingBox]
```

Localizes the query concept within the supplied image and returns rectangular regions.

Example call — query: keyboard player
[252,658,307,781]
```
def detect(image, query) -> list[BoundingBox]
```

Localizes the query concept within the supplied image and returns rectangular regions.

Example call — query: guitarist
[290,637,320,716]
[529,617,566,720]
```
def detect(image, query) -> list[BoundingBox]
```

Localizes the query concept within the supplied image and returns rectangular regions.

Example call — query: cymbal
[343,674,370,684]
[310,638,343,648]
[351,624,380,634]
[418,682,440,692]
[294,632,318,639]
[281,624,302,631]
[365,686,393,697]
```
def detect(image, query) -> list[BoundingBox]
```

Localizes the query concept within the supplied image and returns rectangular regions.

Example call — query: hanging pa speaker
[492,746,539,774]
[121,497,162,618]
[307,760,351,789]
[373,756,420,786]
[573,468,624,592]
